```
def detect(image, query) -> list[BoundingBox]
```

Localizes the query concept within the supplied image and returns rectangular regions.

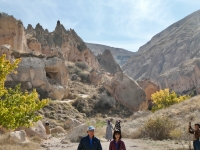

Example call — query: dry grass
[0,133,41,150]
[123,95,200,141]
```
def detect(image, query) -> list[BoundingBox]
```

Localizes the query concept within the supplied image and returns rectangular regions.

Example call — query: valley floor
[40,137,189,150]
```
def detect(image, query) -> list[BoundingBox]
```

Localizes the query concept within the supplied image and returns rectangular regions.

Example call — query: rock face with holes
[122,10,200,94]
[103,72,147,111]
[5,51,69,100]
[97,49,122,75]
[0,13,28,53]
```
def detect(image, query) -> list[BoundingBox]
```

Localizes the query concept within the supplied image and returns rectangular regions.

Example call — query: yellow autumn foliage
[0,54,49,130]
[151,89,190,112]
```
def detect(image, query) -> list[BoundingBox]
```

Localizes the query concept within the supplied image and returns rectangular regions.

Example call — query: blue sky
[0,0,200,52]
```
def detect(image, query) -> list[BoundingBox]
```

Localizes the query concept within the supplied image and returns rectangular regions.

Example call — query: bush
[75,62,88,70]
[169,128,183,140]
[79,72,90,83]
[142,116,175,140]
[95,92,115,108]
[151,89,190,112]
[72,98,86,112]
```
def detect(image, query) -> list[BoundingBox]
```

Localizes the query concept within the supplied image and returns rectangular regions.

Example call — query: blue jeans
[193,140,200,150]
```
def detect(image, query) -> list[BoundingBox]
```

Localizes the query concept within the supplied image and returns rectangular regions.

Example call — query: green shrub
[79,72,90,83]
[95,92,115,108]
[75,62,88,70]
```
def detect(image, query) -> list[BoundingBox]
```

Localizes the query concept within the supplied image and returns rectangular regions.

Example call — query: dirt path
[40,137,189,150]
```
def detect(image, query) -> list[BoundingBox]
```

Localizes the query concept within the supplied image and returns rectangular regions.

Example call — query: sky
[0,0,200,52]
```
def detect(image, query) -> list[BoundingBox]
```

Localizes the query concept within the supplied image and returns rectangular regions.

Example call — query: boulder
[64,118,81,130]
[10,130,27,143]
[104,72,147,111]
[16,121,46,138]
[61,124,87,143]
[50,126,66,135]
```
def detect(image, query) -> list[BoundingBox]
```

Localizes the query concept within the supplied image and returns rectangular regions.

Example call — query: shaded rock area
[122,10,200,94]
[103,72,147,111]
[97,49,122,75]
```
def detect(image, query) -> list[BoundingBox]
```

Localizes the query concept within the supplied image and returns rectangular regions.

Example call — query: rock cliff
[86,43,135,66]
[122,9,200,94]
[26,21,99,68]
[0,13,28,53]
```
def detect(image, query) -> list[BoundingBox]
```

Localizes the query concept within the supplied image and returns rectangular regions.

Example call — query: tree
[0,54,49,130]
[151,89,190,112]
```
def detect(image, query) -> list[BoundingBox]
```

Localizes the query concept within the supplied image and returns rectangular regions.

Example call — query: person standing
[188,122,200,150]
[77,126,102,150]
[114,120,121,132]
[109,130,126,150]
[106,120,113,141]
[45,121,51,140]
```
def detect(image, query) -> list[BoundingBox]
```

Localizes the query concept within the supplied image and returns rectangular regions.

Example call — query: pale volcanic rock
[137,80,159,101]
[0,13,28,53]
[103,72,147,111]
[10,130,27,143]
[97,49,122,74]
[26,20,99,69]
[89,68,102,85]
[122,10,200,94]
[4,51,69,100]
[157,58,200,95]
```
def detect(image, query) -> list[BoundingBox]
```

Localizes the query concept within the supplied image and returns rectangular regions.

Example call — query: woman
[109,130,126,150]
[106,120,113,141]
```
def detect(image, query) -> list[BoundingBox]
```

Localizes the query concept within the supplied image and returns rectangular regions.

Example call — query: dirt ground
[40,137,189,150]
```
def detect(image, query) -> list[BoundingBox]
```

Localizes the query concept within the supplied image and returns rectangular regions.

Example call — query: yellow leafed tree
[151,89,190,112]
[0,54,49,130]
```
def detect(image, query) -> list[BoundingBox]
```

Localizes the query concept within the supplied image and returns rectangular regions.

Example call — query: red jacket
[109,140,126,150]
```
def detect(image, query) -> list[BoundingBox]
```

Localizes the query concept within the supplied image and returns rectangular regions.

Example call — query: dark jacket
[77,135,102,150]
[109,140,126,150]
[189,126,200,141]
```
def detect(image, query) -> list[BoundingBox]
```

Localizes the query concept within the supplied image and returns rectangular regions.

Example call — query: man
[77,126,102,150]
[189,122,200,150]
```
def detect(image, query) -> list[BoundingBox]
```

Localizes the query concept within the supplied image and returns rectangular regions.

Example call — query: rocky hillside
[86,43,136,66]
[122,9,200,94]
[0,12,151,114]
